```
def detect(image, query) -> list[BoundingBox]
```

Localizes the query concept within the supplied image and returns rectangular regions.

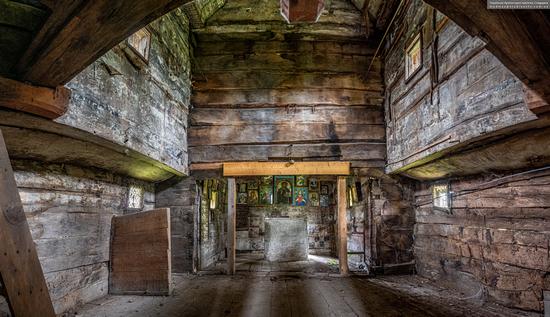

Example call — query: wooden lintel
[0,77,70,119]
[223,161,351,176]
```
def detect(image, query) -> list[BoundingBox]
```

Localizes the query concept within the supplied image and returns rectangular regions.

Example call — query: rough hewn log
[227,178,236,275]
[337,176,349,275]
[15,0,192,87]
[0,130,56,317]
[423,0,550,108]
[0,77,70,119]
[189,123,385,146]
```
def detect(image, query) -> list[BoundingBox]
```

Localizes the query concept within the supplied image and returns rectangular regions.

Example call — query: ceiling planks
[15,0,192,88]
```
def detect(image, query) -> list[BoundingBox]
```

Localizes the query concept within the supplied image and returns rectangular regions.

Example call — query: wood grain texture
[223,161,351,176]
[414,169,550,312]
[15,0,192,87]
[0,130,56,317]
[227,178,236,275]
[384,0,540,176]
[110,208,171,295]
[337,176,349,275]
[424,0,550,107]
[189,0,384,168]
[0,76,70,119]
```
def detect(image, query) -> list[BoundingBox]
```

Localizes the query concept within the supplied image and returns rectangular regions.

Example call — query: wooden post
[0,130,56,317]
[337,176,349,275]
[227,178,236,275]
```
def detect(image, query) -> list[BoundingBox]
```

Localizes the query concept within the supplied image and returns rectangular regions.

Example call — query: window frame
[405,32,423,81]
[126,27,152,64]
[432,181,451,212]
[127,184,144,211]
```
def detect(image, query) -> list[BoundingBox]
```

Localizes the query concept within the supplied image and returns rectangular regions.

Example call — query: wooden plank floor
[204,253,340,274]
[71,274,537,317]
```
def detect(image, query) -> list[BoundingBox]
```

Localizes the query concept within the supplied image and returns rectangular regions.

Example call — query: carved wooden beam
[0,77,70,119]
[15,0,192,87]
[423,0,550,112]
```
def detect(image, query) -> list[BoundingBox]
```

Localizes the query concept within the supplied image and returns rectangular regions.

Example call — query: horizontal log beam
[423,0,550,109]
[0,77,70,119]
[223,161,351,176]
[15,0,191,87]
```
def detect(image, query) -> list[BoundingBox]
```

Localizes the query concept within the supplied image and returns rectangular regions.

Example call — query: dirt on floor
[61,273,541,317]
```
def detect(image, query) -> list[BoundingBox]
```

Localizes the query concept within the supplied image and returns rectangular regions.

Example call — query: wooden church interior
[0,0,549,316]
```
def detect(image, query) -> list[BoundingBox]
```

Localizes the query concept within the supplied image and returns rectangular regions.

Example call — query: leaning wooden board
[109,208,172,295]
[0,129,56,316]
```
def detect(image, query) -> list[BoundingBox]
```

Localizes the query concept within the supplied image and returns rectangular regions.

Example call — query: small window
[127,28,151,62]
[405,33,422,80]
[127,185,144,210]
[433,182,450,211]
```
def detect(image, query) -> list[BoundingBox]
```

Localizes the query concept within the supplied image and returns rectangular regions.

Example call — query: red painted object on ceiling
[280,0,325,23]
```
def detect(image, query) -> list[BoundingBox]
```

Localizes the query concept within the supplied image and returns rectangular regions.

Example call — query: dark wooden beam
[0,129,56,317]
[423,0,550,112]
[0,76,70,119]
[16,0,192,87]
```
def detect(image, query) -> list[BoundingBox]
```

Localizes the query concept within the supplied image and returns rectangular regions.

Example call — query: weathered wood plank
[195,40,375,56]
[337,176,349,275]
[192,88,382,107]
[194,72,382,91]
[194,53,371,73]
[0,76,70,119]
[16,0,192,87]
[109,208,171,295]
[424,0,550,104]
[223,161,350,176]
[0,129,56,317]
[189,123,385,146]
[189,142,386,163]
[190,107,384,125]
[227,178,236,275]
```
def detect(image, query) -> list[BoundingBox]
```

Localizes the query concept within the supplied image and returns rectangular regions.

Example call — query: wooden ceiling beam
[15,0,192,88]
[0,76,70,119]
[423,0,550,113]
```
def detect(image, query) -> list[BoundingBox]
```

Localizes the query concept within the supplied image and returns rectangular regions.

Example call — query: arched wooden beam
[15,0,192,88]
[423,0,550,114]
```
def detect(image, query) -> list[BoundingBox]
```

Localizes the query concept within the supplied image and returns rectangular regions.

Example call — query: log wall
[188,0,385,169]
[156,176,199,273]
[383,0,537,175]
[56,9,192,175]
[414,168,550,312]
[11,160,154,314]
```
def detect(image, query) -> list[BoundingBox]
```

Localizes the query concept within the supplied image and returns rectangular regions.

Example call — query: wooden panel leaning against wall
[110,208,171,295]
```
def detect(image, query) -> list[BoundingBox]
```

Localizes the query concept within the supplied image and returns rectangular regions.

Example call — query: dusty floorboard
[66,274,539,317]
